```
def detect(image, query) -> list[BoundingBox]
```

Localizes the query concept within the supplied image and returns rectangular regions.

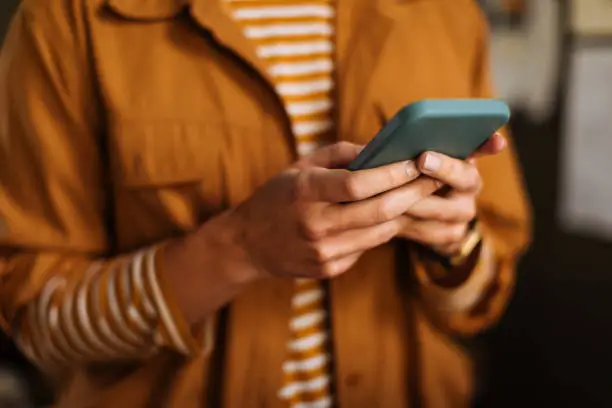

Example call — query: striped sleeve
[412,228,522,336]
[4,246,207,373]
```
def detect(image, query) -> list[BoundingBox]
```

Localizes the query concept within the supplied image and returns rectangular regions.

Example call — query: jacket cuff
[150,246,214,357]
[415,237,497,314]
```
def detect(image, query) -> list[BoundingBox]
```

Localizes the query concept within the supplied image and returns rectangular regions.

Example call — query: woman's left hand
[398,133,506,256]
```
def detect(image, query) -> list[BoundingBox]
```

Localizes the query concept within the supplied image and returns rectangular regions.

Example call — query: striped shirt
[225,1,335,407]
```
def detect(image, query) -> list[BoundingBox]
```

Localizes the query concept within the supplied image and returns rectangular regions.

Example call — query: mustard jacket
[0,0,531,407]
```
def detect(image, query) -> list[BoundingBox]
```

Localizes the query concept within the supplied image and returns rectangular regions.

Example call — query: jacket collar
[104,0,421,21]
[105,0,188,20]
[104,0,270,83]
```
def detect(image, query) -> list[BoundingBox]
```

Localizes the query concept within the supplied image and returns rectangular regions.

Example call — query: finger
[468,132,506,159]
[303,253,362,279]
[298,160,420,203]
[431,241,464,257]
[400,217,468,249]
[321,177,440,232]
[417,153,481,192]
[295,142,363,169]
[404,193,476,223]
[308,219,402,274]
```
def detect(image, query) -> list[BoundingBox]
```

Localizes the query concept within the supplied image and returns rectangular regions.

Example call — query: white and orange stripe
[14,246,196,372]
[225,0,336,406]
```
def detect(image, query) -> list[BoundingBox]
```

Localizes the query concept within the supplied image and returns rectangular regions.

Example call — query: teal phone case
[347,99,511,171]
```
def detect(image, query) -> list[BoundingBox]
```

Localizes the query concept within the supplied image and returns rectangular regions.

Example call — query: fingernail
[406,161,418,178]
[423,153,441,172]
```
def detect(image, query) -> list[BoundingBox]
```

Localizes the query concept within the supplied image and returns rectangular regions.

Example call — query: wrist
[192,209,263,286]
[157,210,262,326]
[415,239,496,313]
[418,219,482,287]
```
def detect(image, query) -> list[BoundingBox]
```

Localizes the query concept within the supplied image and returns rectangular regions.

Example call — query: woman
[0,0,531,407]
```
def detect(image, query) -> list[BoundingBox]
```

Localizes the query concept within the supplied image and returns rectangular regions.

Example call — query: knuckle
[311,242,333,264]
[408,181,427,202]
[377,221,400,244]
[423,178,442,195]
[431,227,461,246]
[384,165,401,186]
[441,158,458,179]
[336,141,352,151]
[297,206,327,240]
[411,223,427,241]
[303,222,326,241]
[312,262,336,279]
[320,262,338,278]
[430,231,448,246]
[465,200,478,220]
[454,224,468,240]
[327,143,342,158]
[453,198,476,221]
[374,199,396,223]
[293,170,312,200]
[466,166,482,190]
[431,206,448,221]
[445,225,467,244]
[342,174,362,200]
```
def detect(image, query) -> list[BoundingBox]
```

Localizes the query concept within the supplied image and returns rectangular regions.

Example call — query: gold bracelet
[448,223,483,267]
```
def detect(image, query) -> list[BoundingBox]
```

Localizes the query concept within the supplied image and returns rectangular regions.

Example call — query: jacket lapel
[332,2,428,407]
[188,0,299,160]
[334,0,395,142]
[106,0,271,84]
[188,0,273,85]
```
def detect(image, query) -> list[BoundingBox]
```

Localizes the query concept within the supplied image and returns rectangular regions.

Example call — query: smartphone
[347,99,511,171]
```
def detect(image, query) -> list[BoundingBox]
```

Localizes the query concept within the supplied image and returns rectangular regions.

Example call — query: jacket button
[344,373,362,387]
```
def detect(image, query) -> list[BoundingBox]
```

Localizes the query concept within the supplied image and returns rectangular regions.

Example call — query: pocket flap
[110,120,223,187]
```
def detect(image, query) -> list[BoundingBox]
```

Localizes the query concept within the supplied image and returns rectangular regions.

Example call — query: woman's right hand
[162,142,443,325]
[225,142,441,280]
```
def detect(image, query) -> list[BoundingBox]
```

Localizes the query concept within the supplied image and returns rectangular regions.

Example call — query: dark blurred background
[3,0,612,406]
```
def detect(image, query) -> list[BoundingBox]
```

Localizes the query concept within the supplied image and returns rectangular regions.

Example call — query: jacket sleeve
[411,8,533,336]
[0,2,205,374]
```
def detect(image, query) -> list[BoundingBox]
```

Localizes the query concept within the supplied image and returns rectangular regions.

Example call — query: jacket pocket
[108,119,225,188]
[106,119,227,249]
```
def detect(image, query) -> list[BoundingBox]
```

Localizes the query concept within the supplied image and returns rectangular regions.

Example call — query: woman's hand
[166,141,441,325]
[226,142,441,280]
[162,137,504,325]
[398,133,506,256]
